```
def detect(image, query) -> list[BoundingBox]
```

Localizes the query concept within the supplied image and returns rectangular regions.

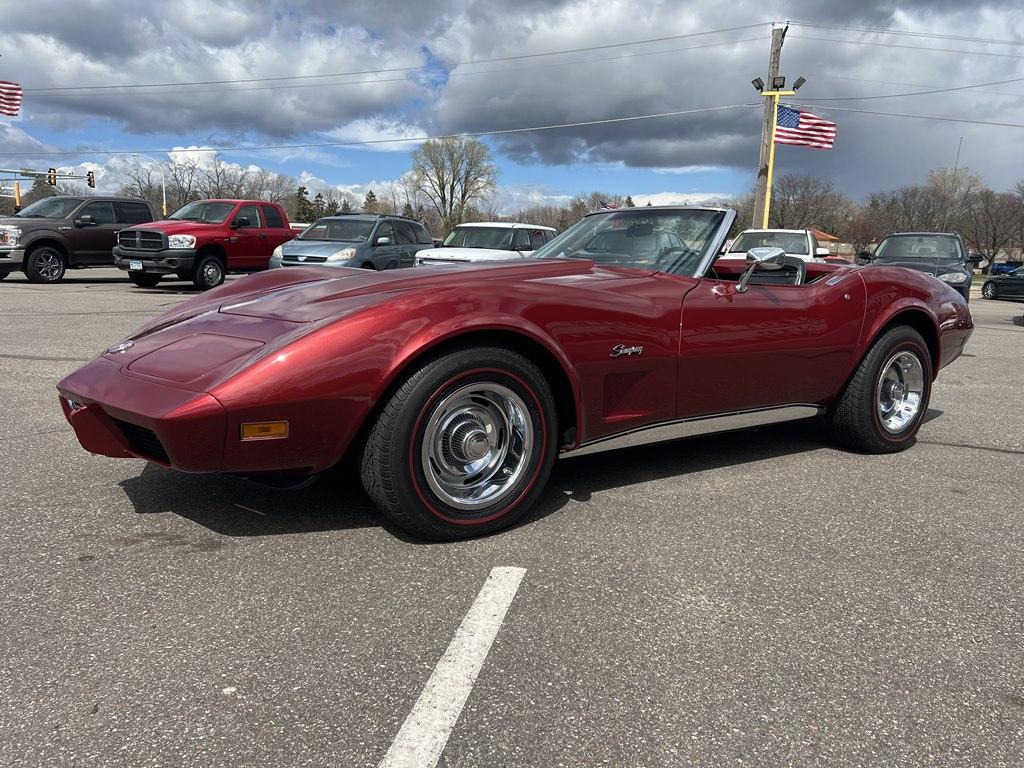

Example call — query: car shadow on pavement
[118,419,868,541]
[119,463,381,537]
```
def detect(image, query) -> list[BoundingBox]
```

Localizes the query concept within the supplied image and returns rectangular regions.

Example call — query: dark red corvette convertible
[59,207,973,539]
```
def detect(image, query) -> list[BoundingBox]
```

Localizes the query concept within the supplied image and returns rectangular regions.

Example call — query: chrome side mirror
[737,247,786,292]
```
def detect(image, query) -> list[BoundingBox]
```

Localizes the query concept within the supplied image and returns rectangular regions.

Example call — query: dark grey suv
[269,213,434,270]
[0,195,157,283]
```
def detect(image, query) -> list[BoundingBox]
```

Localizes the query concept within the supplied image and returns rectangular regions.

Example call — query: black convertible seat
[746,259,807,286]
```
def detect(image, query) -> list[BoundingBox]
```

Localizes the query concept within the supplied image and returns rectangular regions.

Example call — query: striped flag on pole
[775,105,836,149]
[0,81,24,117]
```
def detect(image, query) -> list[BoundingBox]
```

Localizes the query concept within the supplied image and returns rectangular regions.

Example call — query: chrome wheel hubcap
[203,263,221,284]
[983,284,994,298]
[877,350,925,433]
[421,382,533,510]
[38,252,62,280]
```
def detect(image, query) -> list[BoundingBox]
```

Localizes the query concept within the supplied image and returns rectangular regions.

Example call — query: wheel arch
[196,242,226,263]
[374,324,582,451]
[863,305,941,380]
[24,236,70,260]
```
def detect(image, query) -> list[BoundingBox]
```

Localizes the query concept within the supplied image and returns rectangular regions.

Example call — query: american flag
[599,201,620,210]
[775,105,836,149]
[0,81,24,117]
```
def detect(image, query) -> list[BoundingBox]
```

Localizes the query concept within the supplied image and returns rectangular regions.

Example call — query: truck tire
[192,254,225,290]
[360,346,557,540]
[826,325,932,454]
[24,245,67,284]
[128,273,162,288]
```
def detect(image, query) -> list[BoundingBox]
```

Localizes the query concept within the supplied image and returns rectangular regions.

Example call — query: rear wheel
[360,346,557,540]
[24,245,66,284]
[127,272,161,288]
[982,281,998,300]
[192,254,225,290]
[827,326,932,454]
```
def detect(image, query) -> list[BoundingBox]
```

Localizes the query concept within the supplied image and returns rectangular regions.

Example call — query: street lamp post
[126,153,167,217]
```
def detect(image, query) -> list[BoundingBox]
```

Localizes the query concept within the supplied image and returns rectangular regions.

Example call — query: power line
[802,74,1024,102]
[789,21,1024,48]
[23,23,768,93]
[793,102,1024,130]
[0,102,761,156]
[28,36,764,98]
[817,73,1024,101]
[789,34,1024,61]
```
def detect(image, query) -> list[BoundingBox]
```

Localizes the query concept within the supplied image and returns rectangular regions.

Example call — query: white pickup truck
[722,229,831,262]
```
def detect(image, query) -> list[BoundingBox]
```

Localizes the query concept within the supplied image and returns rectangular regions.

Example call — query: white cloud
[631,191,734,206]
[327,119,429,152]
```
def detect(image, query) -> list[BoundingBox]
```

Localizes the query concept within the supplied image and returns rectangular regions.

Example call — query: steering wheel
[654,247,700,272]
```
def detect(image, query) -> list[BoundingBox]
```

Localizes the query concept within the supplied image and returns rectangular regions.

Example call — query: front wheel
[24,246,66,284]
[827,326,932,454]
[360,347,557,540]
[192,254,225,290]
[127,272,161,288]
[982,281,998,300]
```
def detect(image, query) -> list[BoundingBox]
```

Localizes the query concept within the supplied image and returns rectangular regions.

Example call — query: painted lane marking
[378,566,527,768]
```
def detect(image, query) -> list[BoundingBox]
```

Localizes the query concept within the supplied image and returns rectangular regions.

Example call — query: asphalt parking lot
[1,269,1022,767]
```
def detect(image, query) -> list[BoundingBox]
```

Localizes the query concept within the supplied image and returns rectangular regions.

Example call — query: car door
[1005,268,1024,299]
[392,221,419,268]
[370,221,402,269]
[260,204,294,252]
[677,271,866,418]
[225,203,265,270]
[73,200,121,264]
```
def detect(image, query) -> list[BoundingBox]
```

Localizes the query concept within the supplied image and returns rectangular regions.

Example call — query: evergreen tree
[312,192,326,218]
[401,201,415,219]
[624,195,635,207]
[363,190,378,213]
[294,186,316,222]
[340,198,352,214]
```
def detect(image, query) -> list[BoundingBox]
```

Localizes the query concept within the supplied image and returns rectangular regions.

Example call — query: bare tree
[965,189,1023,273]
[769,175,854,234]
[411,136,497,231]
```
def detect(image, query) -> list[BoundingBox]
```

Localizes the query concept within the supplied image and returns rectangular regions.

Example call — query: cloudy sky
[2,0,1023,210]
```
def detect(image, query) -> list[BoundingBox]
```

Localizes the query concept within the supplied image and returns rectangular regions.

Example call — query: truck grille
[118,230,165,251]
[112,418,170,464]
[282,254,328,265]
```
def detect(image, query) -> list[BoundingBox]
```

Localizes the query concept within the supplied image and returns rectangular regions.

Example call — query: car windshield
[168,201,236,224]
[530,209,727,276]
[15,197,83,219]
[875,235,963,262]
[442,226,515,250]
[298,219,375,242]
[729,231,809,256]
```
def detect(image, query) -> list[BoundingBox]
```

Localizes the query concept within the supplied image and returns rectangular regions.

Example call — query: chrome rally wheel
[982,281,997,299]
[360,347,557,541]
[420,382,534,510]
[876,350,925,434]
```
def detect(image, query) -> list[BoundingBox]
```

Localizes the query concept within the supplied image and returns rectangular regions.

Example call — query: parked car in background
[981,267,1024,301]
[57,205,974,540]
[722,229,830,262]
[113,199,293,290]
[270,213,434,271]
[0,196,157,283]
[990,260,1023,276]
[861,232,980,302]
[414,222,556,266]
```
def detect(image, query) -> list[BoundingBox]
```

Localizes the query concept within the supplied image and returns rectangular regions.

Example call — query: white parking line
[379,566,527,768]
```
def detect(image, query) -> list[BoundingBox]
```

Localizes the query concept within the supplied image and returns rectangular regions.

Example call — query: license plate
[129,260,143,271]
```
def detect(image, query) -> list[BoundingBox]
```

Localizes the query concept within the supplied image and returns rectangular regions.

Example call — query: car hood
[127,220,222,234]
[416,247,524,262]
[0,216,60,229]
[279,240,357,257]
[871,256,967,276]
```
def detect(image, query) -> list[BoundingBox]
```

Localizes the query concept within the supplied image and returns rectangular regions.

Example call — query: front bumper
[114,246,196,275]
[0,247,26,272]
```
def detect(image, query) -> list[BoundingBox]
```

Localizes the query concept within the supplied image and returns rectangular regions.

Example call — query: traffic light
[86,171,95,189]
[47,168,57,186]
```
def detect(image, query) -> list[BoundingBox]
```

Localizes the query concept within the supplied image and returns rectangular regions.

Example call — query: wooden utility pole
[752,23,787,228]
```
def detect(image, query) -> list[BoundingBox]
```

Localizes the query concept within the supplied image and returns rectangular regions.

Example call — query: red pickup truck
[113,199,294,289]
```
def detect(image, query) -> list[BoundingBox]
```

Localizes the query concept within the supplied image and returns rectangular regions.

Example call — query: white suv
[415,222,556,266]
[723,229,831,262]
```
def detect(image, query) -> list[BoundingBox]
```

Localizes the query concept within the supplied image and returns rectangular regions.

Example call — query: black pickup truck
[0,196,157,283]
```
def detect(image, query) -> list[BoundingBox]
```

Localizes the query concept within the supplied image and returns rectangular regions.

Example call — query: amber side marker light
[240,421,289,441]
